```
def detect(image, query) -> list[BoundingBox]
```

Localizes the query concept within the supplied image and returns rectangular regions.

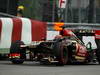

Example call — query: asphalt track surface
[0,60,100,75]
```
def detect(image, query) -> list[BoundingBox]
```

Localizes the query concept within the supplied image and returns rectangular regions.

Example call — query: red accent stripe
[11,18,22,42]
[95,30,100,39]
[0,20,2,41]
[10,53,20,57]
[31,20,47,41]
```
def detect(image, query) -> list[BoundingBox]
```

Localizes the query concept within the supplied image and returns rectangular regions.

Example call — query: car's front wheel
[53,40,68,66]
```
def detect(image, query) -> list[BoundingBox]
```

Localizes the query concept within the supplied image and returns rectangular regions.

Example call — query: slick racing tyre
[10,40,24,53]
[96,49,100,64]
[53,40,68,66]
[11,59,24,64]
[10,40,25,64]
[95,39,100,64]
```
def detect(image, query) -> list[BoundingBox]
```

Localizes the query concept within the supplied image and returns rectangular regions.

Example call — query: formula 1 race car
[9,28,98,65]
[0,16,100,66]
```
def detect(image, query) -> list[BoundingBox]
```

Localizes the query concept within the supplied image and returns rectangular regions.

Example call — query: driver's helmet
[60,29,75,36]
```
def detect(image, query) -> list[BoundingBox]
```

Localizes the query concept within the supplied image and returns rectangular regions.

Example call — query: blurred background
[0,0,100,23]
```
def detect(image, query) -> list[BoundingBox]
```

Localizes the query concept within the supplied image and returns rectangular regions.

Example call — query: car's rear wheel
[11,58,24,64]
[10,40,25,64]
